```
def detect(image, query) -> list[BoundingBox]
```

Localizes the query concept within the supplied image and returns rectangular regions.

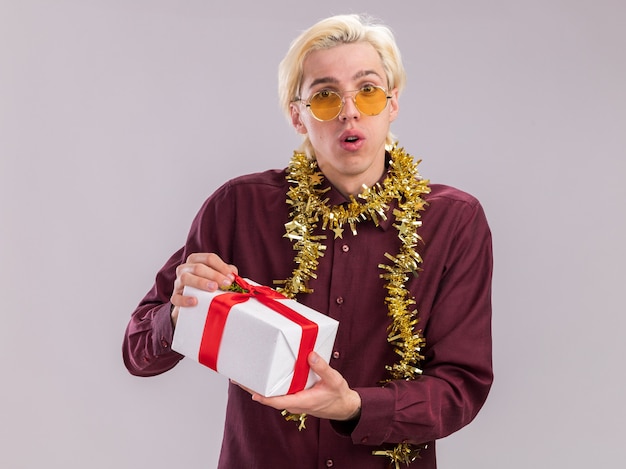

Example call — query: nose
[338,94,360,120]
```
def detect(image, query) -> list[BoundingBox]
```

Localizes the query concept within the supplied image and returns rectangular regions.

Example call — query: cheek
[305,123,330,144]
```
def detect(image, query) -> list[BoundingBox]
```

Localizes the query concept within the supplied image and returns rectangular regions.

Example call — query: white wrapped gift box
[172,277,339,397]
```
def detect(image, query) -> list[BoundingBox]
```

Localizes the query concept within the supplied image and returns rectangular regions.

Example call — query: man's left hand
[237,351,361,421]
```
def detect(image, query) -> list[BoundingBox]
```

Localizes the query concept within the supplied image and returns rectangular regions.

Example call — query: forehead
[300,42,386,90]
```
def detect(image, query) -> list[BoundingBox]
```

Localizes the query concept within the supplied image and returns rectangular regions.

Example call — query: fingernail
[309,352,319,364]
[207,280,218,291]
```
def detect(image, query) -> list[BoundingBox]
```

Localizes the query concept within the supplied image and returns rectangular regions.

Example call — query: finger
[252,392,300,412]
[170,291,199,308]
[175,259,236,292]
[171,263,220,308]
[307,352,334,381]
[186,253,238,281]
[176,263,221,291]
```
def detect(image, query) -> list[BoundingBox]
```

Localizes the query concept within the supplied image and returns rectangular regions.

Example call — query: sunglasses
[298,85,392,121]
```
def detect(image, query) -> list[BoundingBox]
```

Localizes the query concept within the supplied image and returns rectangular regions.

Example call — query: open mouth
[340,130,364,148]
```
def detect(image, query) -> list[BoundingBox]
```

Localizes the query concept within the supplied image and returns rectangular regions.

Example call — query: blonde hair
[278,14,406,156]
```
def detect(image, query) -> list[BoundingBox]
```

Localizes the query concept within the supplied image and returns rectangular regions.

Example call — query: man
[123,14,493,468]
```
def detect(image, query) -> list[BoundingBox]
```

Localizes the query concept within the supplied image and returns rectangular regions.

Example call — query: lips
[339,130,366,148]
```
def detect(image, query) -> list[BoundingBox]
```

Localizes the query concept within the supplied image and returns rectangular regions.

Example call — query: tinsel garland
[274,144,431,467]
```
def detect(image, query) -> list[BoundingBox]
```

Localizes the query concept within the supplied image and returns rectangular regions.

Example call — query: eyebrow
[306,70,384,91]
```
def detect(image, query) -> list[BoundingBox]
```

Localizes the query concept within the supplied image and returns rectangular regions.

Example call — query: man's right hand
[170,253,238,326]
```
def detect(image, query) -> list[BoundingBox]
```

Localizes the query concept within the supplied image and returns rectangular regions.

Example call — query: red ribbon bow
[198,275,319,395]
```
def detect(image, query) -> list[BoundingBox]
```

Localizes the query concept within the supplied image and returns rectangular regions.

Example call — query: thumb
[308,351,330,376]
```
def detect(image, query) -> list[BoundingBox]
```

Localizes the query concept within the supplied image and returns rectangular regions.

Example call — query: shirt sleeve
[122,248,185,376]
[346,198,493,446]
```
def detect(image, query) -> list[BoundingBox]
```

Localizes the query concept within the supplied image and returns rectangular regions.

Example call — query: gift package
[172,276,339,397]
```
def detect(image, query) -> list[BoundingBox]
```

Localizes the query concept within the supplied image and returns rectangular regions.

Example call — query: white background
[1,1,624,468]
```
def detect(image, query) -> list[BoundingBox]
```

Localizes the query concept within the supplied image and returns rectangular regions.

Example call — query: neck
[330,178,376,199]
[320,163,387,199]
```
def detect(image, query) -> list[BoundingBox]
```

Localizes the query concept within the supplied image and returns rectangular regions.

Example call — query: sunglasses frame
[298,85,392,122]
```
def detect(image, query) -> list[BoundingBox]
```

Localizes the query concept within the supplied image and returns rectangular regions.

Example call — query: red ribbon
[198,275,319,395]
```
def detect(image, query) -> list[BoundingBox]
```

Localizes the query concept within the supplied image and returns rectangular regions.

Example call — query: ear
[290,103,308,135]
[387,88,400,123]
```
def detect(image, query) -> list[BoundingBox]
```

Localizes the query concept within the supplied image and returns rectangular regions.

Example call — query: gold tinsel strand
[276,144,430,465]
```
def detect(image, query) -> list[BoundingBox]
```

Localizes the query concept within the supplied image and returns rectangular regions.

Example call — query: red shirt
[123,163,493,468]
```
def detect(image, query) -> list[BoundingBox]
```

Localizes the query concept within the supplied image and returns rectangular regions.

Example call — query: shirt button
[332,351,340,359]
[160,337,169,348]
[326,460,334,467]
[361,437,369,443]
[341,244,350,252]
[336,297,344,305]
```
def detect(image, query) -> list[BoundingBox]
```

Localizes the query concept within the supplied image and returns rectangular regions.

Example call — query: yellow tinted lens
[309,90,342,120]
[355,87,388,115]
